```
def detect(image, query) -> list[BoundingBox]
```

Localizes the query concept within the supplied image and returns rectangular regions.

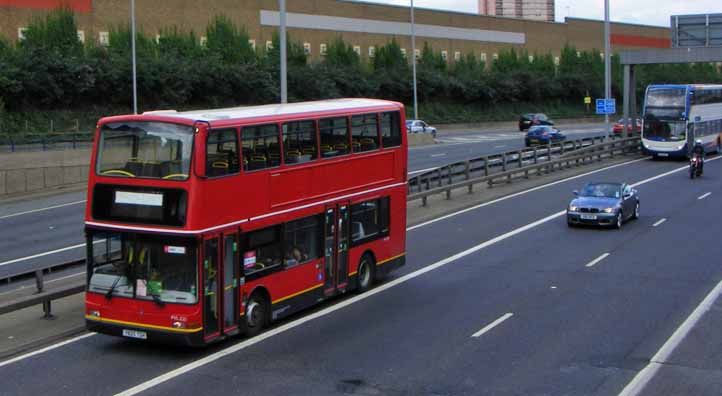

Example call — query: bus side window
[381,111,401,148]
[206,128,240,177]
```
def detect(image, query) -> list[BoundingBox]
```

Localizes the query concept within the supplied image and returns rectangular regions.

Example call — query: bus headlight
[172,321,186,329]
[88,310,101,318]
[677,144,686,150]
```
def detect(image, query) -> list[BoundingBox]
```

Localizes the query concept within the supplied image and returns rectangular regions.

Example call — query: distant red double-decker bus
[84,99,407,345]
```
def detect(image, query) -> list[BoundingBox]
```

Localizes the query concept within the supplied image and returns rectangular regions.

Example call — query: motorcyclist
[692,139,705,174]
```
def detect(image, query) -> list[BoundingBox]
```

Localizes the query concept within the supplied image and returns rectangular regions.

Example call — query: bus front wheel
[245,293,268,337]
[357,254,375,293]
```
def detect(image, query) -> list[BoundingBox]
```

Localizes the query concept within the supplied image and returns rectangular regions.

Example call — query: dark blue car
[525,125,565,147]
[567,182,640,229]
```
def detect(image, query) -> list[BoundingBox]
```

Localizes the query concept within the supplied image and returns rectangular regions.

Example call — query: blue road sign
[595,98,616,115]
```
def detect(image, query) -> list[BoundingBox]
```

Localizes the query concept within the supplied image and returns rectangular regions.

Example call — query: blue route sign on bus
[595,98,616,115]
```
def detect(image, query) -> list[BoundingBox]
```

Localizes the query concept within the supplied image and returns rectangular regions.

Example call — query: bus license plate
[657,153,669,157]
[122,329,147,340]
[581,214,597,220]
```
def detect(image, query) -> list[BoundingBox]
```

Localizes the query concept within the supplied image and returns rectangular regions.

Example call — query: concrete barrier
[408,133,436,146]
[0,165,88,197]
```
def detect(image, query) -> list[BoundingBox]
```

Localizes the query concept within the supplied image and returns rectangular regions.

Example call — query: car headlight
[603,207,615,213]
[569,205,578,212]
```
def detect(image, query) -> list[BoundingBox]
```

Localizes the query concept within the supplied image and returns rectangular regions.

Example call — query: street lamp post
[410,0,418,120]
[280,0,287,104]
[130,0,138,114]
[604,0,611,135]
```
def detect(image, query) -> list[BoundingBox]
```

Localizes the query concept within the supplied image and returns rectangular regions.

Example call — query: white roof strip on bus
[85,181,407,235]
[167,98,398,122]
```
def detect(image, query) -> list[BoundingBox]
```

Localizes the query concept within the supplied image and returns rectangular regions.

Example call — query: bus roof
[143,98,402,123]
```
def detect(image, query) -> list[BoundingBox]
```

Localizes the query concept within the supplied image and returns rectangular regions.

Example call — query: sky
[364,0,722,27]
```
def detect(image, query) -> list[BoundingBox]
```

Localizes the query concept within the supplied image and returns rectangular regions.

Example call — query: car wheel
[356,254,375,293]
[615,211,623,229]
[245,293,268,337]
[632,202,640,220]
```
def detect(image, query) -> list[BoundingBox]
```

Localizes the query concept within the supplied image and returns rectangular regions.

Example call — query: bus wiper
[105,276,122,300]
[151,294,165,308]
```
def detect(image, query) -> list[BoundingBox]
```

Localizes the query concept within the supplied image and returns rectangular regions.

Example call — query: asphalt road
[0,122,610,283]
[1,154,721,395]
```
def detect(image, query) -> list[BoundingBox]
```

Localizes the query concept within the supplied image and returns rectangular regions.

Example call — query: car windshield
[579,183,621,199]
[88,232,198,304]
[97,121,194,180]
[529,126,551,133]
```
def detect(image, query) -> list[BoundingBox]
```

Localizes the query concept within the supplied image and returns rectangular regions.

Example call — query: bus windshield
[87,232,197,304]
[644,88,687,119]
[97,122,193,180]
[643,120,687,142]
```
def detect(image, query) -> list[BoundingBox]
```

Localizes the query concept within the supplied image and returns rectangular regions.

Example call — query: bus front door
[202,237,220,340]
[324,203,350,295]
[203,234,240,341]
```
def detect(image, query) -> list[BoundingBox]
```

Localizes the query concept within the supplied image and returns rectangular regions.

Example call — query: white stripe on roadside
[0,333,95,369]
[471,313,514,338]
[585,253,610,268]
[114,157,717,396]
[408,167,438,176]
[0,243,86,268]
[652,218,667,227]
[698,192,711,200]
[0,200,86,221]
[618,277,722,396]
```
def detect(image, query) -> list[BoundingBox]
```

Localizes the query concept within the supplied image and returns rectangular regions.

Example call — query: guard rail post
[484,157,489,176]
[35,270,44,293]
[464,160,470,180]
[447,165,453,185]
[437,169,442,188]
[518,150,523,169]
[502,153,507,172]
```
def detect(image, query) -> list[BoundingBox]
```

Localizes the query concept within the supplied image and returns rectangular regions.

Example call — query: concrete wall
[0,165,88,197]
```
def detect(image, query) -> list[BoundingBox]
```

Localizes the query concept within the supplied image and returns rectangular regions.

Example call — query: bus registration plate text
[122,329,147,340]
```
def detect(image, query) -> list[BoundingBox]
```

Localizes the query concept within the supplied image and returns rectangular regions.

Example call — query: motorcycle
[689,155,703,179]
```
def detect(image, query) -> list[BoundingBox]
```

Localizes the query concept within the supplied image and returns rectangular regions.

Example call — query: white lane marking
[494,145,508,149]
[0,239,104,269]
[618,278,722,396]
[45,271,85,284]
[407,157,649,231]
[652,218,667,227]
[585,253,610,268]
[698,192,711,200]
[431,153,447,158]
[0,243,85,268]
[0,200,86,221]
[408,167,438,176]
[471,313,514,338]
[114,210,567,396]
[0,333,95,369]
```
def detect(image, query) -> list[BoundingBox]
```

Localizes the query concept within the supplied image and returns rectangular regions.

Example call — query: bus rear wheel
[356,254,375,293]
[245,293,268,337]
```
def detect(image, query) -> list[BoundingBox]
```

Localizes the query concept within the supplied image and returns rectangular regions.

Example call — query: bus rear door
[323,203,350,295]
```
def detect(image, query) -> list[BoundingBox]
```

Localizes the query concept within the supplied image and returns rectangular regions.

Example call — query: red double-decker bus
[84,99,407,345]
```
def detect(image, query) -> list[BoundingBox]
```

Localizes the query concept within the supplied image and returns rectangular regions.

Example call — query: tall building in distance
[479,0,555,22]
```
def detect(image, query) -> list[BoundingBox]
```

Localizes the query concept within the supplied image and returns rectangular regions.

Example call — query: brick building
[0,0,670,64]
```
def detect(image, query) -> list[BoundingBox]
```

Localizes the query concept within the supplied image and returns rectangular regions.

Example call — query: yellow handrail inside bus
[101,170,136,177]
[162,174,188,180]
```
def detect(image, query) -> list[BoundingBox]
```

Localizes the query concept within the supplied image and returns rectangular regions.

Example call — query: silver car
[406,120,437,138]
